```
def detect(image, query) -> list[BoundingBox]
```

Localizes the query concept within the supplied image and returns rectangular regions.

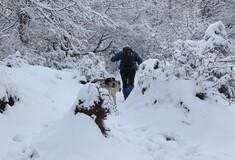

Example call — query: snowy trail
[1,65,152,160]
[107,81,235,160]
[1,65,235,160]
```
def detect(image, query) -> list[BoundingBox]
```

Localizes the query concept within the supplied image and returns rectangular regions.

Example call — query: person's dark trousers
[120,69,136,99]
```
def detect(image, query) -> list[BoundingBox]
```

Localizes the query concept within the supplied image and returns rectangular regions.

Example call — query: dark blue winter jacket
[111,50,143,71]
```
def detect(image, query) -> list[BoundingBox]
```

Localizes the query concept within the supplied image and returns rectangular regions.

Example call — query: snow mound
[73,83,115,136]
[113,69,235,160]
[0,66,19,113]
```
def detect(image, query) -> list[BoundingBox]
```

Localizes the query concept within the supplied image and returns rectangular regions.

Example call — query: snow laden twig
[0,18,19,33]
[36,7,58,27]
[89,8,118,27]
[34,1,76,12]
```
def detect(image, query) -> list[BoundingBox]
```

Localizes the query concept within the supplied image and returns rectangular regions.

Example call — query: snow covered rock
[74,83,112,136]
[0,66,19,113]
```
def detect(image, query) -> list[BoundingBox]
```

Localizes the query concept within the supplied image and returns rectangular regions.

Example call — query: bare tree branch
[96,40,113,53]
[93,35,105,53]
[88,32,97,41]
[93,34,112,53]
[104,1,113,14]
[70,52,89,58]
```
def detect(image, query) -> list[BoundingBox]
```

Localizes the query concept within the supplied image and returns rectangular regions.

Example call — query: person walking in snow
[111,46,143,100]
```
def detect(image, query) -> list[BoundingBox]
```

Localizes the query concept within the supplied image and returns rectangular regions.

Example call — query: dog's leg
[108,89,116,105]
[112,94,117,105]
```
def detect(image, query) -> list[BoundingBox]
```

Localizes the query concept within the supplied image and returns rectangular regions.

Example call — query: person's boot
[123,86,134,100]
[126,85,134,98]
[127,85,134,93]
[122,87,128,100]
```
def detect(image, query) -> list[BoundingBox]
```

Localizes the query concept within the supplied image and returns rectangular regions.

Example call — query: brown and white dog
[80,77,121,105]
[108,80,121,105]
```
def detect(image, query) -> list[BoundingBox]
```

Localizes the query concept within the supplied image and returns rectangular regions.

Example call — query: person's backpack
[120,48,135,68]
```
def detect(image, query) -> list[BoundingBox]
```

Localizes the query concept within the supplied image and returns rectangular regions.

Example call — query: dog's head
[105,77,116,88]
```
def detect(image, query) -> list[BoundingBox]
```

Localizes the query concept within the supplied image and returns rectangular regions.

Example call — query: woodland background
[1,0,234,62]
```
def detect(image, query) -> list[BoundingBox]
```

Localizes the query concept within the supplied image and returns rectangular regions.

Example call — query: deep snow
[1,65,235,160]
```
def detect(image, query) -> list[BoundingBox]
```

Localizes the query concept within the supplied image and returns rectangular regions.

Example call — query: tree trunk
[18,11,30,44]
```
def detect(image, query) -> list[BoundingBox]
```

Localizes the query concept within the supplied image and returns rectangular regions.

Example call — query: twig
[104,1,113,14]
[36,7,57,27]
[0,34,10,39]
[0,12,11,23]
[57,3,76,11]
[96,41,113,53]
[0,18,19,32]
[90,9,117,26]
[182,121,191,125]
[33,0,76,11]
[70,53,89,57]
[93,34,112,53]
[217,60,235,63]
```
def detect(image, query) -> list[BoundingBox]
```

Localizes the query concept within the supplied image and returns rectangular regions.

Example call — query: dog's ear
[105,77,116,85]
[105,78,111,85]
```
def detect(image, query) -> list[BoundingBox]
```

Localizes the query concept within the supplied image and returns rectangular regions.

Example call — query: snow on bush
[0,66,19,113]
[137,58,177,93]
[203,21,229,54]
[1,51,43,67]
[0,51,29,67]
[1,51,110,82]
[77,52,110,81]
[174,21,230,68]
[172,21,235,101]
[74,83,114,136]
[136,21,235,104]
[174,21,230,58]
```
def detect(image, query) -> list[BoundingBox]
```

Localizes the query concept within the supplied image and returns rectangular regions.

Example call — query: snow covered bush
[137,58,175,94]
[0,66,19,113]
[0,51,29,67]
[74,83,113,137]
[1,51,111,81]
[136,21,234,104]
[1,50,81,69]
[173,21,235,101]
[203,21,229,55]
[77,52,110,81]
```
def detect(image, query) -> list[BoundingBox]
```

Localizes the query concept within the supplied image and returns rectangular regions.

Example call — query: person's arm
[111,51,123,62]
[133,51,143,65]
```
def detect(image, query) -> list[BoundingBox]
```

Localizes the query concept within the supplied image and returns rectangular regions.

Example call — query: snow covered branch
[0,18,19,33]
[34,1,76,11]
[36,7,57,26]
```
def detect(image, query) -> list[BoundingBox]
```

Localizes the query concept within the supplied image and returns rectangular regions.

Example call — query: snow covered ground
[1,65,235,160]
